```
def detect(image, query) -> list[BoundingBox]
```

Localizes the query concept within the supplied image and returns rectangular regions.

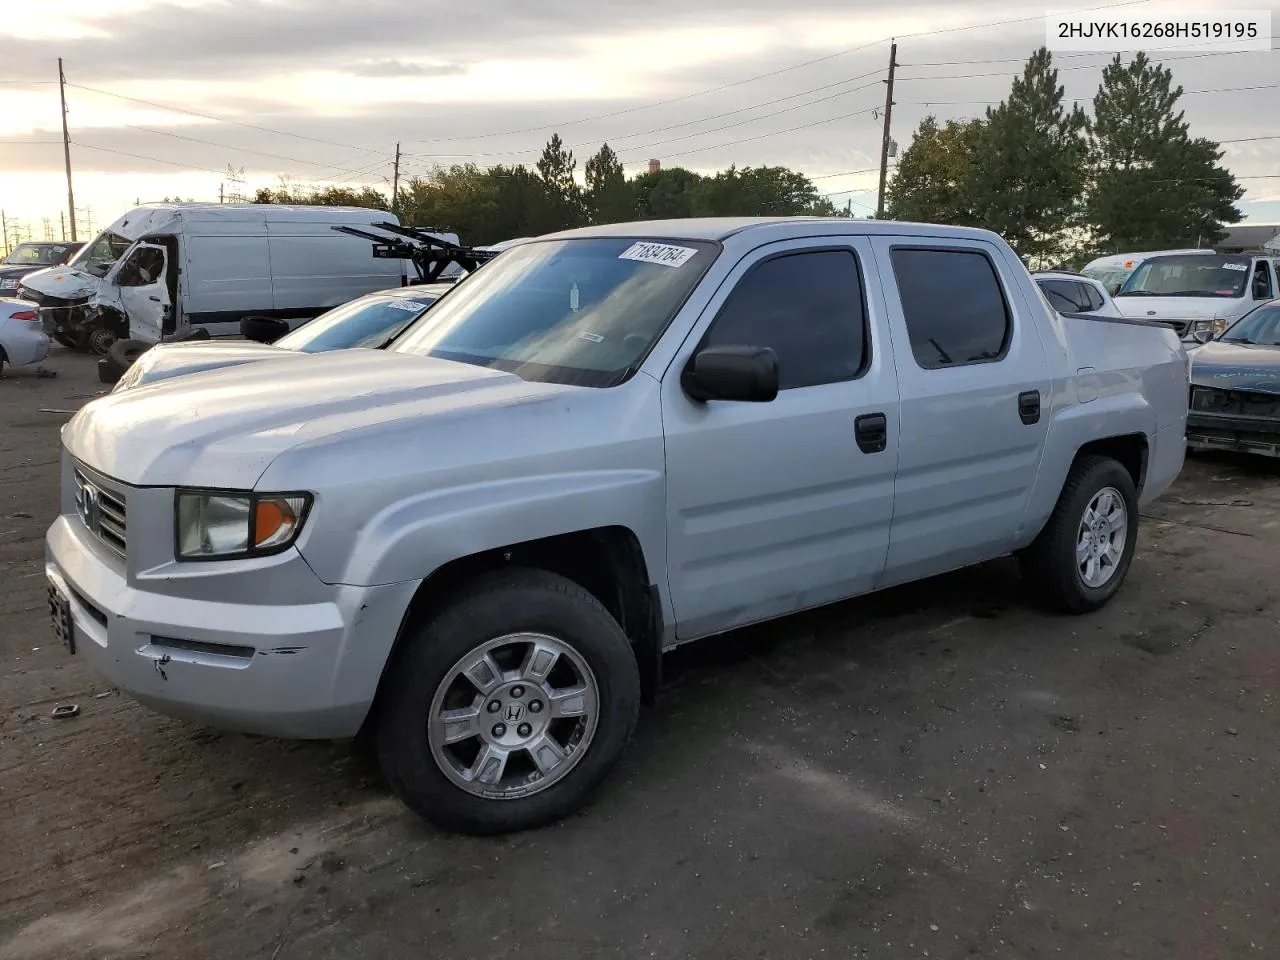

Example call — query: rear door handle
[854,412,887,454]
[1018,390,1041,425]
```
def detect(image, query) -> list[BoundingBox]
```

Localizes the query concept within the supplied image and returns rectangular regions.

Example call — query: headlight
[1211,317,1227,336]
[175,490,312,560]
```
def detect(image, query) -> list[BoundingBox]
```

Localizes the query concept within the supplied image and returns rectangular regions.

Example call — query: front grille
[72,465,128,558]
[1191,386,1280,418]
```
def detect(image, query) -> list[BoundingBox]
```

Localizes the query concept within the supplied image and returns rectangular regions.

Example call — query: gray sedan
[0,297,51,376]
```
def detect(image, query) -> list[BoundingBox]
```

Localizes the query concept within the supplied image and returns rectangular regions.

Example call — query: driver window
[119,247,165,287]
[1253,261,1274,300]
[701,249,868,390]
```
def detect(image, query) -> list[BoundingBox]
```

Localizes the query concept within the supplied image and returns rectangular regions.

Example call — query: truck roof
[542,217,1007,245]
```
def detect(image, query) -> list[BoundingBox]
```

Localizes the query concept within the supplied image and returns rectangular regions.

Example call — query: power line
[399,0,1149,145]
[900,82,1280,110]
[121,123,389,177]
[620,104,881,165]
[65,82,394,157]
[401,70,890,160]
[70,140,226,176]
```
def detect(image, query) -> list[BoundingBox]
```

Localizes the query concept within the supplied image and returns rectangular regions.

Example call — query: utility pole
[1,211,8,254]
[58,58,77,242]
[219,182,225,204]
[391,142,401,214]
[59,210,66,241]
[875,40,898,220]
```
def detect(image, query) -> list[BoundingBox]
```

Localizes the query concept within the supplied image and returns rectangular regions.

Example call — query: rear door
[868,236,1053,587]
[662,237,900,640]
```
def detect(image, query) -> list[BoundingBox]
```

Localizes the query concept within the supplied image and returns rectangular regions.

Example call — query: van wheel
[1019,455,1138,614]
[377,568,641,835]
[80,324,119,357]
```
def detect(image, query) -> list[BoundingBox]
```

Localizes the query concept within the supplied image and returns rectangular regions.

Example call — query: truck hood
[1114,296,1236,322]
[1189,340,1280,394]
[18,265,99,301]
[117,340,297,391]
[65,350,577,488]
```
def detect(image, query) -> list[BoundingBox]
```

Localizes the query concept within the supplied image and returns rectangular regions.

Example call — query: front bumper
[1186,411,1280,458]
[45,513,417,739]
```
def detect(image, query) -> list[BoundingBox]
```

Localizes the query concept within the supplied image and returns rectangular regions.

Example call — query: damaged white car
[17,202,416,356]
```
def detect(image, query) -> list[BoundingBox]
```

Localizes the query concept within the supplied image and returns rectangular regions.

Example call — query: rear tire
[376,567,641,835]
[1019,455,1139,614]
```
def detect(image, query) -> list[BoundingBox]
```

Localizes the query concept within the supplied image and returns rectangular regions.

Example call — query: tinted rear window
[890,247,1011,369]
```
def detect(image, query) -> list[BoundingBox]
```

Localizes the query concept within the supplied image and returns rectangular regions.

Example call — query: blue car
[1187,297,1280,457]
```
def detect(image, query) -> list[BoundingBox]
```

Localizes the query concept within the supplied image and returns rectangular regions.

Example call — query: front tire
[80,323,119,357]
[1019,455,1139,614]
[376,568,641,835]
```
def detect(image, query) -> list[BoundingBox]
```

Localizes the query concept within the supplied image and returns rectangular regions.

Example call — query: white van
[1112,251,1280,339]
[17,203,424,355]
[1081,248,1213,296]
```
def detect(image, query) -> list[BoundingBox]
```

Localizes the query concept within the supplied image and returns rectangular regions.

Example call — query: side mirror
[1191,329,1214,345]
[682,344,779,403]
[240,315,291,344]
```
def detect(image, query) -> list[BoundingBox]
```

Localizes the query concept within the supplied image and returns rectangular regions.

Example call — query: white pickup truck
[45,218,1188,834]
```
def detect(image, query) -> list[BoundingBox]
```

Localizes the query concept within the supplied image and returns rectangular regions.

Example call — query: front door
[115,243,170,342]
[867,237,1053,587]
[662,238,900,641]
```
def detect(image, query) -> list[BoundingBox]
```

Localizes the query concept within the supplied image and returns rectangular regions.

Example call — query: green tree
[966,47,1087,265]
[584,143,633,224]
[253,183,389,210]
[629,167,706,219]
[886,115,985,225]
[693,165,833,216]
[536,134,587,228]
[1086,52,1242,250]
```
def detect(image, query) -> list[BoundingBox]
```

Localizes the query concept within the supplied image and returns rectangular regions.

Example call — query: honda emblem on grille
[77,481,102,534]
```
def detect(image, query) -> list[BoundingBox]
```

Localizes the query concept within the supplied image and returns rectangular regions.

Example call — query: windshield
[1081,267,1130,296]
[68,232,134,277]
[3,243,73,266]
[1117,255,1250,298]
[275,293,442,353]
[390,237,719,387]
[1219,302,1280,345]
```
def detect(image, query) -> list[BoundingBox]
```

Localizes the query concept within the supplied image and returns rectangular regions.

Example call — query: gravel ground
[1,349,1277,960]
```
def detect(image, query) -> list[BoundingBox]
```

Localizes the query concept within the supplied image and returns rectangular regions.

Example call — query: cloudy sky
[1,0,1277,242]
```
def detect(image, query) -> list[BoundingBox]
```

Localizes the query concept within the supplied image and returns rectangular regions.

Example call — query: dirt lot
[1,349,1278,960]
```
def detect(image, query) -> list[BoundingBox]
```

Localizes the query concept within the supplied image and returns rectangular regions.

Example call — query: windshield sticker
[619,242,698,268]
[387,300,429,311]
[578,332,604,343]
[1222,263,1248,271]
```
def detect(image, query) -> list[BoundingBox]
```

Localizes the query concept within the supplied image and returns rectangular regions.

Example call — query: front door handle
[1018,390,1041,425]
[854,412,887,454]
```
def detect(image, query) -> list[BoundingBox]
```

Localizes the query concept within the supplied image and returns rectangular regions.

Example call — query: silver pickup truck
[45,218,1188,834]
